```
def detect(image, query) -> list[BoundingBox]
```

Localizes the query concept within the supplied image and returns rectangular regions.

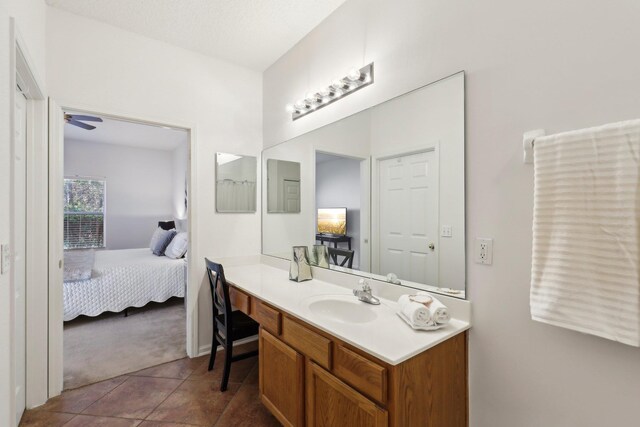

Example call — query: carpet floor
[64,298,186,390]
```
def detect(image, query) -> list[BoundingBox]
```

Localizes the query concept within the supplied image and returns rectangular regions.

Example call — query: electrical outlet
[441,225,452,237]
[475,238,493,265]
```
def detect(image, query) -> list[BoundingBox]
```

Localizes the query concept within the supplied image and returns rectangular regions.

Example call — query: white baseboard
[196,336,258,357]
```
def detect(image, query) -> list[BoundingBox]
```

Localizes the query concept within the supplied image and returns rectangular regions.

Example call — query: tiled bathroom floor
[20,345,280,427]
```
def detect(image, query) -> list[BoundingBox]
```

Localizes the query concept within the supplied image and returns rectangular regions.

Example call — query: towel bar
[522,129,546,164]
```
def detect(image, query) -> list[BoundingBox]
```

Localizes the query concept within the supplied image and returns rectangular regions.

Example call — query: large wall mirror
[262,72,465,298]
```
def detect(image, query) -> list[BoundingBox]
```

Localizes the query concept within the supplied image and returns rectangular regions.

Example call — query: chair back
[205,258,232,331]
[328,247,355,269]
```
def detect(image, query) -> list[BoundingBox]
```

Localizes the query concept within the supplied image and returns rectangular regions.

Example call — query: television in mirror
[317,208,347,236]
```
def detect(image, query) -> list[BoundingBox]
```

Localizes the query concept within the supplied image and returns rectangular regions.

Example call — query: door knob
[428,243,435,250]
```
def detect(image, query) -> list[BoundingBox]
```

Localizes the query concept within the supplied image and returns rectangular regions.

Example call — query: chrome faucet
[353,279,381,305]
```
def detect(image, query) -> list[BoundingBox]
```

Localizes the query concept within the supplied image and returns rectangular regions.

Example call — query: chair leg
[208,324,218,371]
[208,341,218,371]
[220,341,233,392]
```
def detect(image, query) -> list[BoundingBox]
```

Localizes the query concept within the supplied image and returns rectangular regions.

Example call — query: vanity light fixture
[285,63,374,121]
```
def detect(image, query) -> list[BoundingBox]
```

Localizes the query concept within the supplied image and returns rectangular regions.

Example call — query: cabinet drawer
[281,316,332,370]
[334,344,387,404]
[229,287,250,315]
[251,299,281,335]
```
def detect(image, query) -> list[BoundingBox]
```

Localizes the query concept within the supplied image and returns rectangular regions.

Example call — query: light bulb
[294,100,307,110]
[348,81,358,90]
[320,87,332,97]
[305,92,319,103]
[322,96,331,104]
[334,88,343,98]
[331,78,345,89]
[285,104,295,113]
[347,67,361,81]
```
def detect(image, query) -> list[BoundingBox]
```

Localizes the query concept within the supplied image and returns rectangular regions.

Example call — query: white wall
[0,0,47,424]
[47,7,262,355]
[0,5,12,425]
[263,0,640,425]
[316,156,361,268]
[64,139,177,250]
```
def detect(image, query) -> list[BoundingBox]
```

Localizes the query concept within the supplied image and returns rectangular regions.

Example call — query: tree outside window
[64,178,106,249]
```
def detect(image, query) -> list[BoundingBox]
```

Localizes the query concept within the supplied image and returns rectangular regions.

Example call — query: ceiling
[64,112,188,151]
[46,0,347,71]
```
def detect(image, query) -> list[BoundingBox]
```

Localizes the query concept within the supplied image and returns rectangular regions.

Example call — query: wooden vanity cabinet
[230,286,468,427]
[307,361,388,427]
[259,329,305,427]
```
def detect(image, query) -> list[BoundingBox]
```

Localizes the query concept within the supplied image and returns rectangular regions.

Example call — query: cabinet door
[306,361,388,427]
[259,329,304,427]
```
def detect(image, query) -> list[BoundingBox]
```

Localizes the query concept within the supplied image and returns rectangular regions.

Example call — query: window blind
[64,178,105,249]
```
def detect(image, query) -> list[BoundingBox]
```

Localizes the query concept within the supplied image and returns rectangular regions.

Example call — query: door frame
[48,102,200,397]
[10,18,49,418]
[370,143,440,279]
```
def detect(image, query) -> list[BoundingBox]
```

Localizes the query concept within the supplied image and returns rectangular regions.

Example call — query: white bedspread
[64,248,186,321]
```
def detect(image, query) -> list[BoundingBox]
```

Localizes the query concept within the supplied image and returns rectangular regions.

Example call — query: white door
[378,150,439,285]
[283,179,300,213]
[13,86,27,425]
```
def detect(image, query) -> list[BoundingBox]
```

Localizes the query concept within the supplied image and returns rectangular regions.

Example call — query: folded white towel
[417,292,450,324]
[398,294,433,327]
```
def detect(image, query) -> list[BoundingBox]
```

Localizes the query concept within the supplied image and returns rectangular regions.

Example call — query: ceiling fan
[64,114,103,130]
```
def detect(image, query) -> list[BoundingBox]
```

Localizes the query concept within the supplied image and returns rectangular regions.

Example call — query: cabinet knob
[428,243,435,250]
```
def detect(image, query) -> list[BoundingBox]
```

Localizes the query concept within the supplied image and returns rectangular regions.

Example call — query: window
[64,178,106,249]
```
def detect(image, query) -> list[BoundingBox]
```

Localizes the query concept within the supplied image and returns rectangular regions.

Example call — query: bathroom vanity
[213,70,471,426]
[221,258,470,427]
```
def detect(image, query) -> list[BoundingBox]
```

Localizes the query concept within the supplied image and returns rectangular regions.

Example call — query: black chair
[205,258,259,391]
[328,247,355,269]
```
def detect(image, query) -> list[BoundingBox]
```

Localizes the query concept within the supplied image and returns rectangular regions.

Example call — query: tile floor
[20,344,281,427]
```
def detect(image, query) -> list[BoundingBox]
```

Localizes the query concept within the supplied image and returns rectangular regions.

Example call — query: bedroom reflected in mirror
[266,159,301,213]
[216,152,257,213]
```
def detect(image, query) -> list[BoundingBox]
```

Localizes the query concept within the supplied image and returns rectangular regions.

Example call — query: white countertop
[223,261,471,366]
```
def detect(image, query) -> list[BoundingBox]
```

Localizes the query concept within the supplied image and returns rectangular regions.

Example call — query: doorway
[376,149,439,284]
[60,113,191,389]
[48,103,199,396]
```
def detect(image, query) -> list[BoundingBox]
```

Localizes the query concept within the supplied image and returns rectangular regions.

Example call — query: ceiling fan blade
[68,114,103,122]
[67,119,96,130]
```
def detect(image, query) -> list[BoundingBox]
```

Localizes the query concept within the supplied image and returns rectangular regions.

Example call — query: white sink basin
[305,294,380,324]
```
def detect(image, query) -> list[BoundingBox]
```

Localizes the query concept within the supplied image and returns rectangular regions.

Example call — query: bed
[63,248,187,321]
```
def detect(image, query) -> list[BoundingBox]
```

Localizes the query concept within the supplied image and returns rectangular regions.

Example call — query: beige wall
[263,0,640,425]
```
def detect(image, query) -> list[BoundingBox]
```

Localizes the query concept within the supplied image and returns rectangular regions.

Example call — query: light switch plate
[475,238,493,265]
[1,244,9,275]
[441,225,452,238]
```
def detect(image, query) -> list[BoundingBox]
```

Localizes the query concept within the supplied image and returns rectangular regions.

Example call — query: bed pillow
[165,232,188,259]
[150,227,177,256]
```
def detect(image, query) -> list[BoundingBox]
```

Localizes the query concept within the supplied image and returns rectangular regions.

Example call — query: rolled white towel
[417,292,450,324]
[398,294,433,327]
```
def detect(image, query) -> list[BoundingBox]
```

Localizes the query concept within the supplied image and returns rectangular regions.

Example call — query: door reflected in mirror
[266,159,301,213]
[216,152,257,213]
[262,72,465,298]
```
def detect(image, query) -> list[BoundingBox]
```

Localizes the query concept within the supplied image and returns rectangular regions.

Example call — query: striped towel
[530,119,640,347]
